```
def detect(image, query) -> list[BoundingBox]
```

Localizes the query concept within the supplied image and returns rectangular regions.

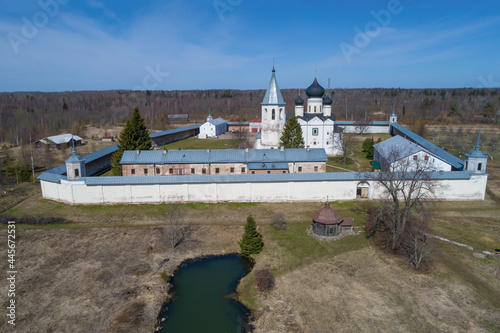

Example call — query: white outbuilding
[198,118,228,139]
[374,135,453,172]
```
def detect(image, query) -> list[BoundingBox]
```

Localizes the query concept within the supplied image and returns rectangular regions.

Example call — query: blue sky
[1,0,499,92]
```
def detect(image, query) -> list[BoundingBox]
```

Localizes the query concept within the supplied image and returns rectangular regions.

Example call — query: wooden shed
[311,202,354,237]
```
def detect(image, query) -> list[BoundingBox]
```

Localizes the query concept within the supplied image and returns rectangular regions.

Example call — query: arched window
[264,108,267,120]
[279,108,283,120]
[272,109,275,120]
[314,106,317,112]
[75,169,79,177]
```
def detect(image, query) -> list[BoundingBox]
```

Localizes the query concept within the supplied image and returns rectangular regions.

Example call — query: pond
[157,254,253,333]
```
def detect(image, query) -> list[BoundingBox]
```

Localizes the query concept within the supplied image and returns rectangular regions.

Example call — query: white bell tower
[260,65,286,148]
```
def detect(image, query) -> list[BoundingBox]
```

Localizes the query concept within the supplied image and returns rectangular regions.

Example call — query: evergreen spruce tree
[239,215,264,258]
[111,107,151,175]
[280,115,304,148]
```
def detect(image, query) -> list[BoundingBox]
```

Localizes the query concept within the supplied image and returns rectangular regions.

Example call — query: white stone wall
[339,124,391,134]
[40,174,487,205]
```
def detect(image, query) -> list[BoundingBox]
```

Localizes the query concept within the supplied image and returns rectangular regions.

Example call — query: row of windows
[413,155,430,161]
[130,165,321,175]
[263,108,284,121]
[130,167,247,175]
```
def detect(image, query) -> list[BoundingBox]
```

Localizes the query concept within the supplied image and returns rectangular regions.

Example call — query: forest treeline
[0,87,498,146]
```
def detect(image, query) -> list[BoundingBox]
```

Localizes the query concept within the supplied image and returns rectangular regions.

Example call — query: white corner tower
[464,129,488,173]
[260,65,286,148]
[65,148,86,180]
[390,105,398,124]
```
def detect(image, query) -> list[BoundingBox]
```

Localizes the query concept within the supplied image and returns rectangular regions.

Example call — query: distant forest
[0,87,498,146]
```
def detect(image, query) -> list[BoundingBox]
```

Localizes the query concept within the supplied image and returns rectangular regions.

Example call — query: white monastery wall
[40,174,487,205]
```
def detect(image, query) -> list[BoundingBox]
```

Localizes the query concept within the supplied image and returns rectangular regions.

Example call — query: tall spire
[261,66,285,105]
[475,128,482,150]
[207,107,213,121]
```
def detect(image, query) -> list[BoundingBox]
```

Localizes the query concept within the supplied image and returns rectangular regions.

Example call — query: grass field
[0,125,499,332]
[159,137,236,150]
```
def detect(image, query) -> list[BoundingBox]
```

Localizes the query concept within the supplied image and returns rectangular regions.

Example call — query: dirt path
[326,164,354,172]
[347,148,361,171]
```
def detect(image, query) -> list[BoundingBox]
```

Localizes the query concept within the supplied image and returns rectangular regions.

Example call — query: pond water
[157,254,253,333]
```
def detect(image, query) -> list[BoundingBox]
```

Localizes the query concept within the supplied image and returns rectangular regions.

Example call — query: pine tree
[111,107,151,175]
[239,215,264,258]
[280,115,304,148]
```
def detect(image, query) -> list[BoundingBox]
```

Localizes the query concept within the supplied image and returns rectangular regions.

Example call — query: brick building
[120,148,327,176]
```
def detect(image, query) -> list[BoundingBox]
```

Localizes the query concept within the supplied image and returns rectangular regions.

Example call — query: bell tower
[260,64,286,148]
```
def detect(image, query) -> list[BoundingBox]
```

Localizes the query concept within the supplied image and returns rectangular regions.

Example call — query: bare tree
[165,202,183,249]
[232,130,250,149]
[332,130,355,165]
[354,120,370,135]
[366,145,443,269]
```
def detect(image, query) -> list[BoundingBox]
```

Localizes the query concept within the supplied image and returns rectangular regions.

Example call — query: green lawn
[159,138,236,150]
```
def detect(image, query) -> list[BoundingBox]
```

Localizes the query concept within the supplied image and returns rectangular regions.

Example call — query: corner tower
[465,129,488,173]
[260,66,286,148]
[65,148,86,180]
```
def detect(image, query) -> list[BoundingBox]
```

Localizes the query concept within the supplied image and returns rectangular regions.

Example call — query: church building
[256,67,343,155]
[295,77,343,155]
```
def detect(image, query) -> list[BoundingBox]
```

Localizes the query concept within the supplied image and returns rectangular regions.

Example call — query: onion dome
[306,78,325,98]
[323,95,332,105]
[295,95,304,105]
[312,202,342,224]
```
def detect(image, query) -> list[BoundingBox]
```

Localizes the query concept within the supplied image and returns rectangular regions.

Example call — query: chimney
[307,146,310,152]
[280,146,284,152]
[136,150,140,155]
[163,150,167,155]
[245,148,249,153]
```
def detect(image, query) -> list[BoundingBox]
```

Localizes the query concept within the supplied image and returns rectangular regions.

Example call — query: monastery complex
[38,67,489,204]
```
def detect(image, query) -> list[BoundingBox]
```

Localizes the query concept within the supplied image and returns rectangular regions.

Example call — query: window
[230,167,235,173]
[131,169,135,175]
[326,141,329,145]
[298,166,302,172]
[156,168,160,174]
[314,166,318,172]
[267,171,271,174]
[144,168,148,175]
[191,168,195,174]
[241,167,246,173]
[424,156,429,161]
[169,168,173,174]
[251,171,255,174]
[465,161,468,169]
[413,155,418,160]
[75,169,79,177]
[272,109,275,120]
[314,106,317,112]
[312,128,319,136]
[215,168,220,174]
[279,109,283,120]
[282,170,286,173]
[478,163,482,171]
[264,109,267,120]
[202,168,206,174]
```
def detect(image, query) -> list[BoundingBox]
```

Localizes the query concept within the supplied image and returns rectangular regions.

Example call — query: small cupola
[65,149,86,180]
[464,129,488,174]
